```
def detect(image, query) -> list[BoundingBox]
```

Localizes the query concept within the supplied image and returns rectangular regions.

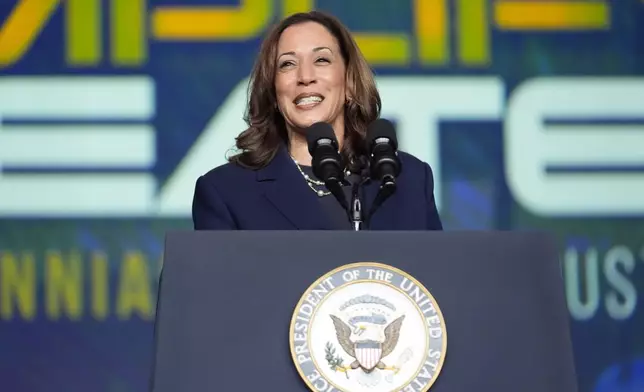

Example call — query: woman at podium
[192,11,442,231]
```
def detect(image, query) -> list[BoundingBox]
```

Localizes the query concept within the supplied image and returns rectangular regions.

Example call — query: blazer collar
[256,146,335,230]
[256,145,398,230]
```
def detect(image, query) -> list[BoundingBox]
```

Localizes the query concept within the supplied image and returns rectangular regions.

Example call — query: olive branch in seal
[325,342,349,378]
[325,342,343,369]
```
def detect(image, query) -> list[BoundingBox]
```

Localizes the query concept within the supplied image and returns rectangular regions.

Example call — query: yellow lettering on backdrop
[353,34,410,66]
[45,251,83,320]
[66,0,101,65]
[111,0,147,65]
[415,0,448,65]
[282,0,313,17]
[0,0,59,68]
[0,252,36,320]
[0,0,105,68]
[282,0,409,66]
[151,0,273,40]
[494,1,610,30]
[92,252,109,320]
[457,0,489,66]
[117,251,153,320]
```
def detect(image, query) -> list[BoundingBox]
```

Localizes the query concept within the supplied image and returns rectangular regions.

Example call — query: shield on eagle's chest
[354,341,382,370]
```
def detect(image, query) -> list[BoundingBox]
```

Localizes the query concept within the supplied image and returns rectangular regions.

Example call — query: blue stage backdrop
[1,1,643,391]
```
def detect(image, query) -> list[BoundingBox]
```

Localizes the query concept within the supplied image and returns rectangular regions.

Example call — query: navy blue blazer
[192,147,443,230]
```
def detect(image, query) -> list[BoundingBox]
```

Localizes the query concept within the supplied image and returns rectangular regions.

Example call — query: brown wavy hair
[227,11,381,172]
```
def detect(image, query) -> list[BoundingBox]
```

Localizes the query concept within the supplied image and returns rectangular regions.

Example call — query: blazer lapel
[363,179,398,230]
[257,147,334,230]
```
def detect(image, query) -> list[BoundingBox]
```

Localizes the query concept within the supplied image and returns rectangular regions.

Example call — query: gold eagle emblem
[329,314,405,374]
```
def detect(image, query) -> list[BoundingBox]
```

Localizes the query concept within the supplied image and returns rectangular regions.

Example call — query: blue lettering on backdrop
[0,1,643,391]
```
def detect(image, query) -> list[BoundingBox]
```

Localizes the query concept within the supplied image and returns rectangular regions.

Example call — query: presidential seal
[290,262,447,392]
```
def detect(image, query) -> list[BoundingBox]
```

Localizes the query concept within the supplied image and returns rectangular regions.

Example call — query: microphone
[305,122,349,212]
[365,118,401,223]
[366,118,401,186]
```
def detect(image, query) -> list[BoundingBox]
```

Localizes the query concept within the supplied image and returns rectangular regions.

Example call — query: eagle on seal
[330,314,405,373]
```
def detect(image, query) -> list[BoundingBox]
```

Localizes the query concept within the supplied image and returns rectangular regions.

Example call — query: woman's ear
[345,88,354,104]
[345,75,356,104]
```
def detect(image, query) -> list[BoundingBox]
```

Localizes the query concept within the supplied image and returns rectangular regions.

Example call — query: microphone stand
[325,161,370,231]
[329,179,363,231]
[350,181,363,231]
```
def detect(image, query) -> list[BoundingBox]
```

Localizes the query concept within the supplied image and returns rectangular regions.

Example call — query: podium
[149,231,578,392]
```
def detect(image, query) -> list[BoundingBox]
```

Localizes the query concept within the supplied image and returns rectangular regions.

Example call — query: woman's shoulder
[397,150,433,172]
[198,160,257,189]
[395,150,438,187]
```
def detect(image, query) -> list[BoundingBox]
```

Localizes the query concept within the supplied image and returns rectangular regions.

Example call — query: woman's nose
[297,63,317,85]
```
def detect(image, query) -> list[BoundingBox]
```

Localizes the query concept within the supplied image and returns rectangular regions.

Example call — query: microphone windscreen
[306,122,337,155]
[366,118,398,150]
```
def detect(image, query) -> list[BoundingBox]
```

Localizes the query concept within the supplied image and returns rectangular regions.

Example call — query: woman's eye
[279,60,294,68]
[316,57,330,63]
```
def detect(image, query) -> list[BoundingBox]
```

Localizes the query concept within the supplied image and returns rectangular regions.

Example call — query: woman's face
[274,21,347,136]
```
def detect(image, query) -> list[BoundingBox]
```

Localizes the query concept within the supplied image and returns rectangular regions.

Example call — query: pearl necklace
[291,157,351,197]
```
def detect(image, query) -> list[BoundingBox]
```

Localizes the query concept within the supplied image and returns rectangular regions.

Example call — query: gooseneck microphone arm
[316,157,349,214]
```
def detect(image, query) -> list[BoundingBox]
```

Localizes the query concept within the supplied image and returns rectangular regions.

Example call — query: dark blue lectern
[149,231,578,392]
